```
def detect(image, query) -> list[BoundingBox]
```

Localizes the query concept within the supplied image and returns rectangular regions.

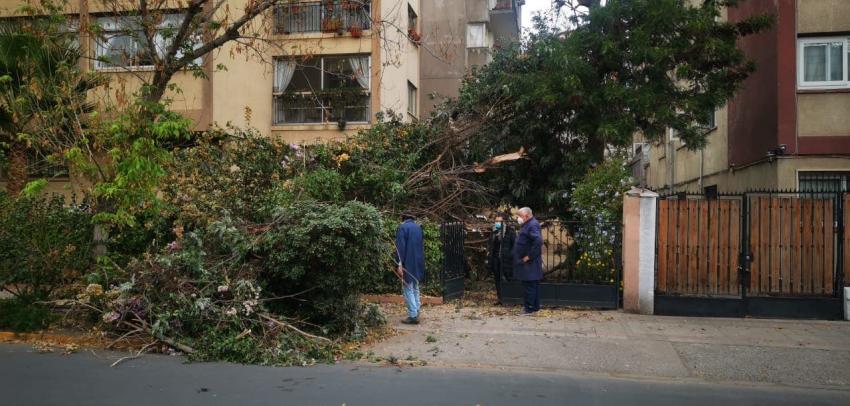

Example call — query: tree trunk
[5,140,28,196]
[141,68,175,107]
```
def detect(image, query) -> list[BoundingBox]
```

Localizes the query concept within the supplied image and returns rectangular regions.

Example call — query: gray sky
[521,0,553,31]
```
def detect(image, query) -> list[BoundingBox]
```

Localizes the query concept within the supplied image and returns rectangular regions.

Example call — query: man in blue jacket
[396,212,426,324]
[512,207,543,314]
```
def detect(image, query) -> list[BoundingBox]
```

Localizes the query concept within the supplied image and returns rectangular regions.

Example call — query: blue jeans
[522,280,540,313]
[402,280,421,319]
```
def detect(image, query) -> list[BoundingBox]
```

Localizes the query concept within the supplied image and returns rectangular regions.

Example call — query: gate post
[623,187,658,314]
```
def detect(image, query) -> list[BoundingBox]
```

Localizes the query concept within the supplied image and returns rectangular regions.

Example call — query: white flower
[217,285,229,293]
[225,307,238,316]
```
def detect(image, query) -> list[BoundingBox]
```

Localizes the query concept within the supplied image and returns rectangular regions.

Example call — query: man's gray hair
[518,207,533,217]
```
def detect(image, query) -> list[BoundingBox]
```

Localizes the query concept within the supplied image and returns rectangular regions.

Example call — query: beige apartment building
[419,0,522,117]
[633,0,850,195]
[0,0,421,143]
[0,0,423,194]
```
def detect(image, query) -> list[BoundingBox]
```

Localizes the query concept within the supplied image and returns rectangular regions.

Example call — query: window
[95,14,201,70]
[701,109,716,130]
[799,171,850,193]
[408,4,418,32]
[798,37,850,89]
[408,81,418,117]
[273,55,371,124]
[466,23,487,48]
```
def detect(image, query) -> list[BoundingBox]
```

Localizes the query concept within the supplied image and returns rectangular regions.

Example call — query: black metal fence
[440,222,465,301]
[274,1,372,34]
[537,219,622,286]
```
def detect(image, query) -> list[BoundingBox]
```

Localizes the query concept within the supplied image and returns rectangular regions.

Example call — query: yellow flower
[85,283,104,297]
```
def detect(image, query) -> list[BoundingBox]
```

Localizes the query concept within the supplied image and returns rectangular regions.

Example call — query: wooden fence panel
[667,199,678,291]
[845,194,850,287]
[749,197,762,294]
[709,200,720,294]
[657,200,669,294]
[780,198,792,294]
[729,200,741,296]
[769,198,780,294]
[717,200,728,295]
[698,200,709,294]
[822,199,835,295]
[792,198,802,294]
[660,194,844,298]
[813,200,825,295]
[677,200,689,293]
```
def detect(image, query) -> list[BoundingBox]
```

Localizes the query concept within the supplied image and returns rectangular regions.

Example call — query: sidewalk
[367,303,850,390]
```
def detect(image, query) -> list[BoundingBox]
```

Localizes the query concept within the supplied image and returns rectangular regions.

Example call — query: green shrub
[569,155,632,283]
[259,200,389,335]
[0,297,53,332]
[0,192,94,300]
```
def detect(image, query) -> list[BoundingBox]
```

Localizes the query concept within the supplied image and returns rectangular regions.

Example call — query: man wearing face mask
[487,213,515,305]
[512,207,543,315]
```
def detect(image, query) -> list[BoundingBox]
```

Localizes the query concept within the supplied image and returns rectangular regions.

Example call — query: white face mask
[516,217,524,225]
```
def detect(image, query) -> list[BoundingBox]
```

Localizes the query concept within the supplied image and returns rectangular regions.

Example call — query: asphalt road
[1,344,848,406]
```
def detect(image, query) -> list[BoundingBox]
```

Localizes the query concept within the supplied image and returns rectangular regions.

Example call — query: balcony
[274,1,371,35]
[492,0,515,11]
[489,0,521,44]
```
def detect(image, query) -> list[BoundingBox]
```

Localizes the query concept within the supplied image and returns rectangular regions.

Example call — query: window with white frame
[407,81,417,117]
[798,36,850,89]
[466,23,487,48]
[95,14,200,70]
[273,55,371,124]
[701,109,716,130]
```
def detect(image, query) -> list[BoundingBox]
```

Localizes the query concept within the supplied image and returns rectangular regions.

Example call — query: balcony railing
[274,1,371,34]
[273,93,370,124]
[492,0,514,11]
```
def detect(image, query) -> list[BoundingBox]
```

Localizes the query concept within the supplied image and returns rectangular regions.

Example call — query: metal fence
[440,222,465,301]
[274,1,372,34]
[536,219,622,285]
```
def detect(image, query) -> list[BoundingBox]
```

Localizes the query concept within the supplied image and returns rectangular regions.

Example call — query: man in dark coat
[487,213,516,304]
[395,212,426,324]
[512,207,543,314]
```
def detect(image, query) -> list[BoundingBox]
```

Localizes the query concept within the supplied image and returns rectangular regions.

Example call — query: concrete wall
[797,0,850,34]
[419,0,517,117]
[798,93,850,138]
[419,0,473,116]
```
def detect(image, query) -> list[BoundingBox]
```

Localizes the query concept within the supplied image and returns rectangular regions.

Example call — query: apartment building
[419,0,522,117]
[0,0,420,144]
[634,0,850,194]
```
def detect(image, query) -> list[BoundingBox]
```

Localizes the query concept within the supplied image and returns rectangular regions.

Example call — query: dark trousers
[521,280,540,313]
[492,264,503,302]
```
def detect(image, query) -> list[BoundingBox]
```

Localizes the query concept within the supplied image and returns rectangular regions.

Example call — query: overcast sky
[521,0,553,31]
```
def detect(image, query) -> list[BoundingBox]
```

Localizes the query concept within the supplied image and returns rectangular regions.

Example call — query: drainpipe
[667,135,676,195]
[699,148,705,192]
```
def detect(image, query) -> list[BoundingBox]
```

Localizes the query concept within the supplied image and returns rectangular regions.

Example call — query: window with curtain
[273,55,371,124]
[95,14,201,69]
[798,37,850,89]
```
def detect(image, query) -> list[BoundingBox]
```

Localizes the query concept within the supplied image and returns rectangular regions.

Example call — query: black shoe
[401,317,420,325]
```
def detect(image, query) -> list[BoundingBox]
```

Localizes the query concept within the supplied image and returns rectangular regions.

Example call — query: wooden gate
[747,196,836,297]
[657,198,742,297]
[655,192,845,319]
